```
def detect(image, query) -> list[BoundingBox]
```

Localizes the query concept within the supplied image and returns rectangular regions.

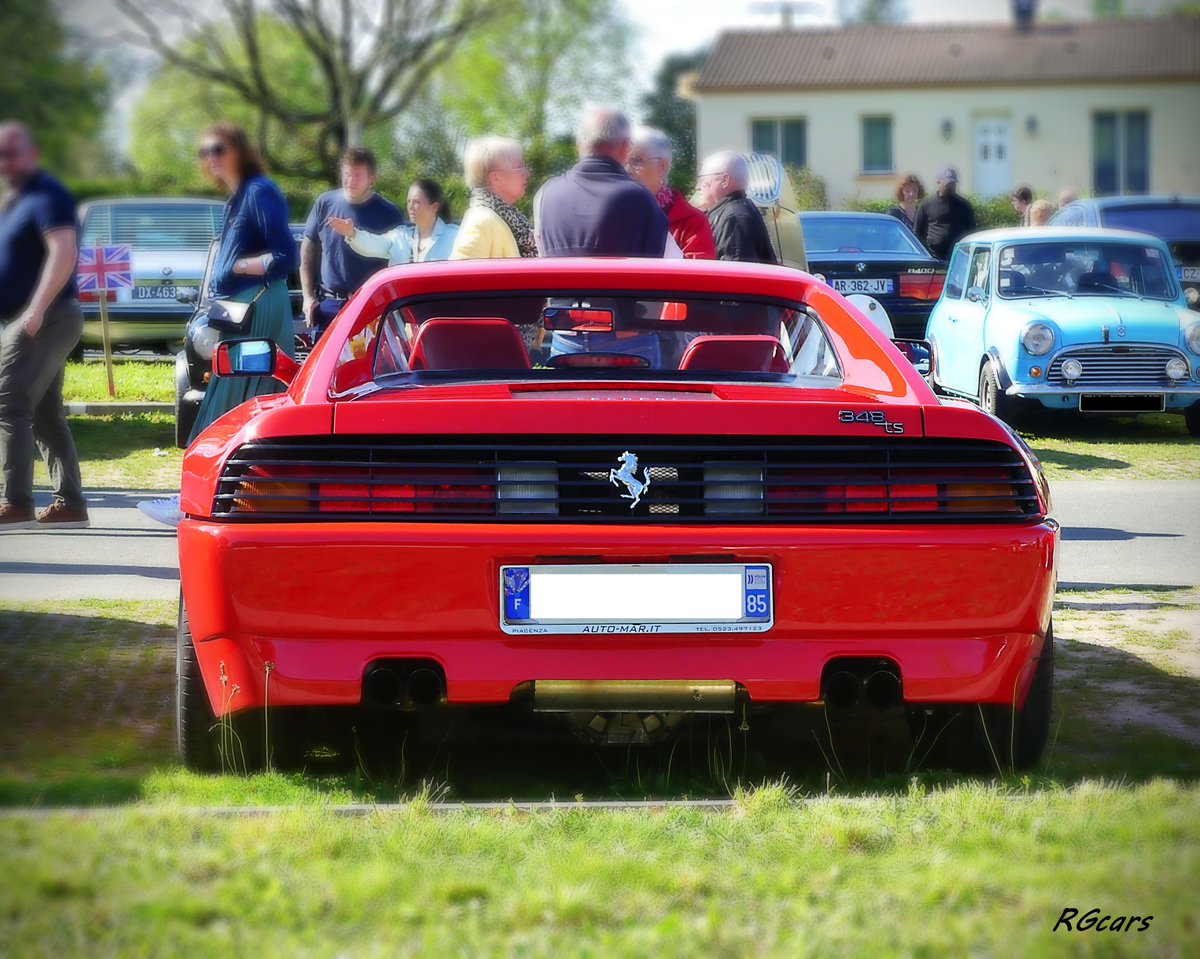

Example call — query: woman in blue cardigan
[328,178,458,265]
[189,123,299,441]
[139,124,298,526]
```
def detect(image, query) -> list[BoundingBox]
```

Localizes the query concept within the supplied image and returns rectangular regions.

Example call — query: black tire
[912,626,1054,773]
[177,595,306,773]
[978,362,1015,424]
[1186,402,1200,437]
[174,390,197,450]
[177,596,220,772]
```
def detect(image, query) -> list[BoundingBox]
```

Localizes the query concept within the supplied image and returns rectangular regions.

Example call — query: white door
[973,117,1013,197]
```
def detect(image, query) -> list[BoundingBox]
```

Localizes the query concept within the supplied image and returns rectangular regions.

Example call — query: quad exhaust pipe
[822,665,902,710]
[365,665,445,708]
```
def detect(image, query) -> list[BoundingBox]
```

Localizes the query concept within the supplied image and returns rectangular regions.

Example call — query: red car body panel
[178,259,1058,720]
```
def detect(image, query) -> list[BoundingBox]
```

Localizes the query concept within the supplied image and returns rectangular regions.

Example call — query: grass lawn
[33,413,181,491]
[1023,412,1200,481]
[62,359,174,404]
[0,596,1197,955]
[1,781,1196,957]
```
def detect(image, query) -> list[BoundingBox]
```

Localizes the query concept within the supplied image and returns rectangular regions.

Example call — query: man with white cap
[913,165,977,261]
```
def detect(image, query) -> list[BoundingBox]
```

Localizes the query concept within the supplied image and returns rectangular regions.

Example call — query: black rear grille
[213,436,1041,523]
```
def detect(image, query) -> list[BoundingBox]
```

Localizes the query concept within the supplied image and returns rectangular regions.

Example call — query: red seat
[408,318,532,372]
[678,335,789,374]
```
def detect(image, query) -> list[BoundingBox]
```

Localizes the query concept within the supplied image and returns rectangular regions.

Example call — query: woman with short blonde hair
[452,136,535,260]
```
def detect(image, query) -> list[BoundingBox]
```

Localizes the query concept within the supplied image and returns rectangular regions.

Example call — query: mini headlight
[812,272,827,284]
[191,317,220,361]
[1186,322,1200,354]
[1166,357,1189,380]
[1022,322,1054,355]
[1186,288,1199,306]
[1061,358,1083,381]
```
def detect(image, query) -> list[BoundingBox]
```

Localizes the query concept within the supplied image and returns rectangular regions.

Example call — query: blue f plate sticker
[503,566,531,622]
[744,565,771,622]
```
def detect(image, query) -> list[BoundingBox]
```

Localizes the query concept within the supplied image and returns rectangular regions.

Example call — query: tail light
[226,464,495,515]
[79,291,116,303]
[898,272,946,301]
[766,467,1020,516]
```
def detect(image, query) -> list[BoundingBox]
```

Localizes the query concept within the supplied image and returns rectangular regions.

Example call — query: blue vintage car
[926,227,1200,434]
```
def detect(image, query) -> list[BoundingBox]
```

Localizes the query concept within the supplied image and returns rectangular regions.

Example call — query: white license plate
[131,285,182,300]
[500,563,773,635]
[1180,266,1200,282]
[832,278,893,295]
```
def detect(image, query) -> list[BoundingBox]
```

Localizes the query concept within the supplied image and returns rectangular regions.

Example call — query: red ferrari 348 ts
[177,258,1057,772]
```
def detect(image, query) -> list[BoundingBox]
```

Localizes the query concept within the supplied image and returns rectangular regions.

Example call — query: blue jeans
[314,297,346,340]
[549,331,662,368]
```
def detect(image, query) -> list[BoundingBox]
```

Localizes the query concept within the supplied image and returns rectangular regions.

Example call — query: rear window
[336,292,843,392]
[1100,204,1200,241]
[800,216,926,256]
[82,203,224,251]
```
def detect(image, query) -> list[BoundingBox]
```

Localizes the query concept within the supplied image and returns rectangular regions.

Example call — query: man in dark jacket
[697,151,777,265]
[535,108,667,259]
[536,108,668,364]
[914,166,977,260]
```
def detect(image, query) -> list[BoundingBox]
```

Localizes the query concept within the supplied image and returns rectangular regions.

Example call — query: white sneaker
[138,495,183,528]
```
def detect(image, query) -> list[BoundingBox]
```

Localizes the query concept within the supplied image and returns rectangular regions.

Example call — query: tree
[114,0,514,180]
[434,0,633,183]
[838,0,907,24]
[640,49,708,192]
[0,0,109,176]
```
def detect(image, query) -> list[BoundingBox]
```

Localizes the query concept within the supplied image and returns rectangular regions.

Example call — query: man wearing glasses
[696,151,778,265]
[0,122,88,530]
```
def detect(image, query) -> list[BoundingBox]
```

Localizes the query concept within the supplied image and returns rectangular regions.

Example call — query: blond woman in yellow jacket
[450,136,537,261]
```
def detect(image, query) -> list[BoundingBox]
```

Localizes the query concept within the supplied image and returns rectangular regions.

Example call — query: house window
[750,118,807,168]
[1093,111,1150,196]
[861,116,893,175]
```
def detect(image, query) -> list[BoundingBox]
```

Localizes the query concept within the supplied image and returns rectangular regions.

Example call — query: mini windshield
[336,292,843,393]
[996,241,1178,300]
[800,216,926,256]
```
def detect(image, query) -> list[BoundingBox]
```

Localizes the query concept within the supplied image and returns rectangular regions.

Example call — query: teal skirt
[189,280,295,443]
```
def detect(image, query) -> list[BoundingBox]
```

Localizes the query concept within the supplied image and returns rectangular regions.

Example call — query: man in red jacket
[627,127,716,260]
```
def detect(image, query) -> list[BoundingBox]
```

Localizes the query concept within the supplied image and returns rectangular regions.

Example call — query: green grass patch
[1023,412,1200,480]
[32,413,181,491]
[62,359,174,404]
[1,595,1197,808]
[0,781,1196,956]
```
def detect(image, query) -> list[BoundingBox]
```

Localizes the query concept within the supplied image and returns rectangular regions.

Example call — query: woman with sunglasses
[139,123,298,526]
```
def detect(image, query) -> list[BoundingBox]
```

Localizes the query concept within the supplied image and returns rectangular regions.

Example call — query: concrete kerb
[64,402,173,415]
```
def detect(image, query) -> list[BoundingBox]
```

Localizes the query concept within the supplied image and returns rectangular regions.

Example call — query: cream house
[691,17,1200,208]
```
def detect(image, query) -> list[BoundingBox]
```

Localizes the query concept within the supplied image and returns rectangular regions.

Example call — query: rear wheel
[912,626,1054,773]
[174,385,198,449]
[177,596,220,772]
[176,595,304,772]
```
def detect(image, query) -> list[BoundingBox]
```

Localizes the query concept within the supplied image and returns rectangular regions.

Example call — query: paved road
[0,481,1197,602]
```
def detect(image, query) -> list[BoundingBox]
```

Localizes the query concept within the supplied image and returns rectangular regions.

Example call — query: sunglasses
[198,143,228,158]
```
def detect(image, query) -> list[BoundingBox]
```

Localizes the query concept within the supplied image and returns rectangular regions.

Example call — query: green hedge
[844,193,1021,230]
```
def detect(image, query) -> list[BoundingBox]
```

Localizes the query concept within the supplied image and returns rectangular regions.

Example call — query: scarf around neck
[470,188,537,258]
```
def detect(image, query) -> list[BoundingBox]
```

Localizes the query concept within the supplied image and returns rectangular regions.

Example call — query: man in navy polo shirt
[535,108,668,365]
[0,122,88,530]
[300,147,405,339]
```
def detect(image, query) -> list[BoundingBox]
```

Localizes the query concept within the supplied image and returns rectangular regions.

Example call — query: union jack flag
[77,245,133,293]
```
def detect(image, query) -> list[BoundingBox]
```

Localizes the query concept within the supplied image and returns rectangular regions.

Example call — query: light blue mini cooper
[926,228,1200,434]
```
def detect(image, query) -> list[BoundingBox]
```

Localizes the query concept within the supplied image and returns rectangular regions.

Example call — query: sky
[622,0,1103,82]
[65,0,1156,152]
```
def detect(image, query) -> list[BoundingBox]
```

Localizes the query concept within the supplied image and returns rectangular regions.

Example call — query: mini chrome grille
[1046,345,1190,389]
[214,437,1041,524]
